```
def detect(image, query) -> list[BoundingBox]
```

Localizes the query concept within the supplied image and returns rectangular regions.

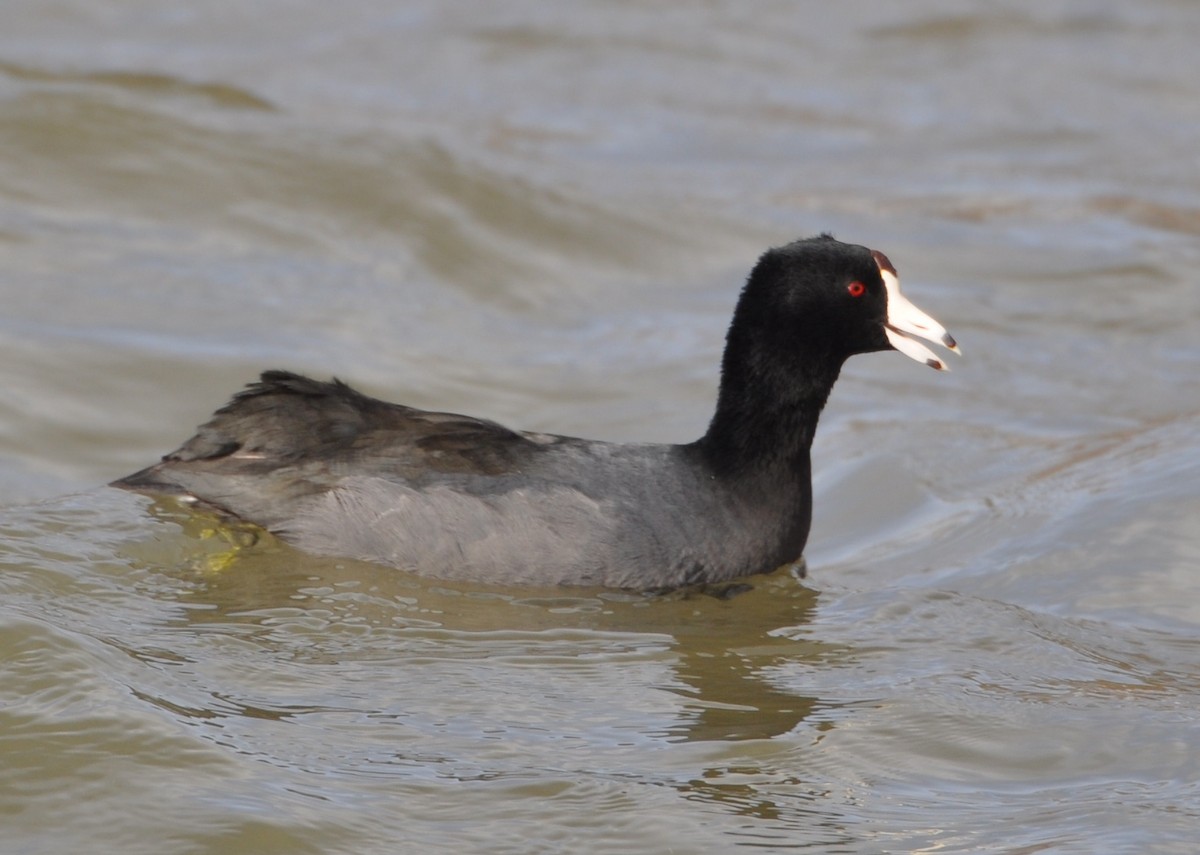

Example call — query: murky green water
[2,2,1199,852]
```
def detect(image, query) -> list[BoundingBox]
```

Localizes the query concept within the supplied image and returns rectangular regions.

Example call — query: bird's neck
[693,346,843,481]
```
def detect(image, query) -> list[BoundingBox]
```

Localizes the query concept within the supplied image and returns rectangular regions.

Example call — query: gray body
[286,441,808,588]
[117,373,810,588]
[113,236,956,589]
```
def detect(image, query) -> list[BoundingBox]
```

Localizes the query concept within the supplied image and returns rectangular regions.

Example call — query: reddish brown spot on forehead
[871,250,897,276]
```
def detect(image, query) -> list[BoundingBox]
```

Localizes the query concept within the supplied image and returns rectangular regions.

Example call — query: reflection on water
[7,499,851,851]
[129,496,826,745]
[7,482,1195,852]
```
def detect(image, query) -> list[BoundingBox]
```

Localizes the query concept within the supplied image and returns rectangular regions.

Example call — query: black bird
[113,235,958,588]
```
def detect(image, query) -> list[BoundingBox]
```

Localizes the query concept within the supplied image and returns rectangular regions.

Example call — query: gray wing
[111,370,567,524]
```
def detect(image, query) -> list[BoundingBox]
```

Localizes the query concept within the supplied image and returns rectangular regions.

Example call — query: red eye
[847,281,866,298]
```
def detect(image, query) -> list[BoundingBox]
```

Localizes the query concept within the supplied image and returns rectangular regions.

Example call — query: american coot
[113,235,958,588]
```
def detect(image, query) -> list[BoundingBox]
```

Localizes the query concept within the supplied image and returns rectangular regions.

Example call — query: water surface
[2,2,1199,852]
